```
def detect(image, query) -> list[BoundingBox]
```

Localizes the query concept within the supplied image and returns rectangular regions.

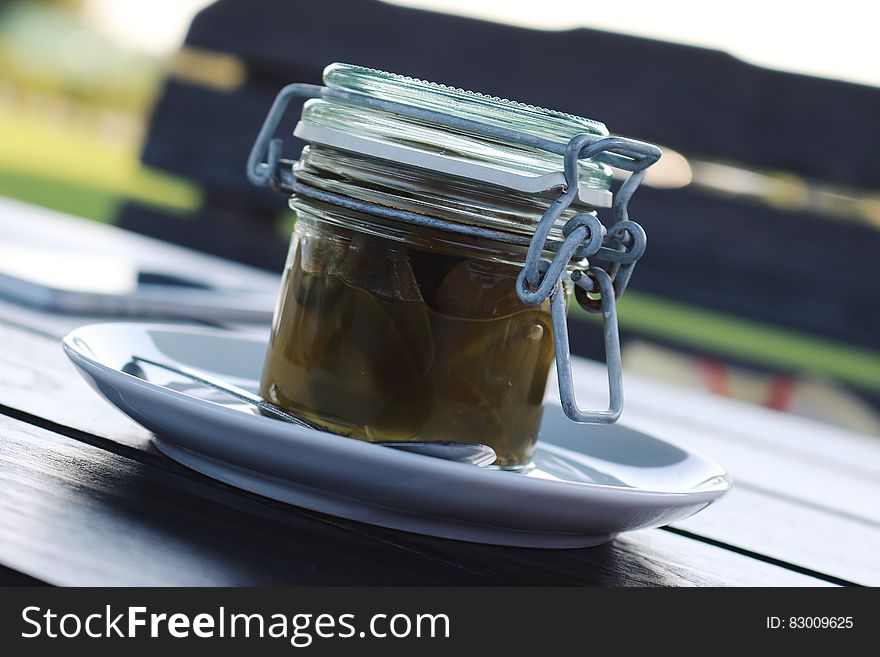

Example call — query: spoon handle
[129,356,496,467]
[132,355,321,429]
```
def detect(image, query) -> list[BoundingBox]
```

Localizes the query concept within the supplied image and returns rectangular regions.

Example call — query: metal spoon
[128,356,497,467]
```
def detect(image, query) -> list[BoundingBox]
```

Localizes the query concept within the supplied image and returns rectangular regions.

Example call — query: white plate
[63,323,731,548]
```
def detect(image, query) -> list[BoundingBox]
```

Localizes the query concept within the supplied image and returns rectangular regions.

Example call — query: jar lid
[293,63,614,208]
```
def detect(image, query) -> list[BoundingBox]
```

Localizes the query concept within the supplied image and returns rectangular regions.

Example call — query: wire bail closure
[247,83,661,425]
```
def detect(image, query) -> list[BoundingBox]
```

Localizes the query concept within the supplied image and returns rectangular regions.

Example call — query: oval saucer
[63,322,731,548]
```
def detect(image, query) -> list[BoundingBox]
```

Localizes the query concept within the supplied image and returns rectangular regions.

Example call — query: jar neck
[291,144,596,264]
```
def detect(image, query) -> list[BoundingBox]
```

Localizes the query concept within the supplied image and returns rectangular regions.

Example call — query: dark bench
[118,0,880,407]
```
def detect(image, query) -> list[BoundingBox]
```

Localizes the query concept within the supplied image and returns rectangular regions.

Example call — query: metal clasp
[515,133,660,423]
[246,83,661,426]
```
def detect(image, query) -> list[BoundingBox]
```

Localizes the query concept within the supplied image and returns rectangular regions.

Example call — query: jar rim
[293,63,614,209]
[294,143,588,247]
[290,193,586,271]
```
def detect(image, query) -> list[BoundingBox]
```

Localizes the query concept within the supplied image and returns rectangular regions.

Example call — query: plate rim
[62,322,733,508]
[64,322,733,502]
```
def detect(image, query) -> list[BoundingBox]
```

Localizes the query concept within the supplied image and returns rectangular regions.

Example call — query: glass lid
[295,63,614,205]
[323,63,609,144]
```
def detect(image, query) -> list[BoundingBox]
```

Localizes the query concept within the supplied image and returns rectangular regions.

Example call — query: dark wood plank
[633,187,880,351]
[0,320,153,451]
[0,325,852,581]
[171,0,880,189]
[118,198,289,271]
[139,81,287,209]
[0,563,48,586]
[0,414,498,586]
[0,205,871,585]
[0,318,872,584]
[328,522,839,587]
[0,413,830,586]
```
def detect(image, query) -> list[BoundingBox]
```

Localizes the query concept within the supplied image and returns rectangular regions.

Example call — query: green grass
[0,108,200,222]
[575,292,880,392]
[0,168,121,222]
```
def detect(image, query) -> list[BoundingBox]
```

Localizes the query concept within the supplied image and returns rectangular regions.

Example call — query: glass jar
[251,64,653,470]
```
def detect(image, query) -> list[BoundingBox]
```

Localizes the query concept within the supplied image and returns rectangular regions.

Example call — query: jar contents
[260,215,555,468]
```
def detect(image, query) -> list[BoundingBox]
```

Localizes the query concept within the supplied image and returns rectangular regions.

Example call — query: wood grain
[565,360,880,520]
[676,487,880,585]
[0,320,152,451]
[0,414,831,586]
[0,415,494,586]
[0,319,871,585]
[1,203,877,586]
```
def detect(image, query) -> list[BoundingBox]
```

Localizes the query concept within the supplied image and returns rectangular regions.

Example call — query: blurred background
[1,0,878,435]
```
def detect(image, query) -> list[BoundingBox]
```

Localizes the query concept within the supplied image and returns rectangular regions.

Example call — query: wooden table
[1,197,877,587]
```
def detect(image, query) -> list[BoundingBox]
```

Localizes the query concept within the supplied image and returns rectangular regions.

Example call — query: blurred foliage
[0,1,160,111]
[0,107,200,221]
[0,0,199,222]
[576,293,880,394]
